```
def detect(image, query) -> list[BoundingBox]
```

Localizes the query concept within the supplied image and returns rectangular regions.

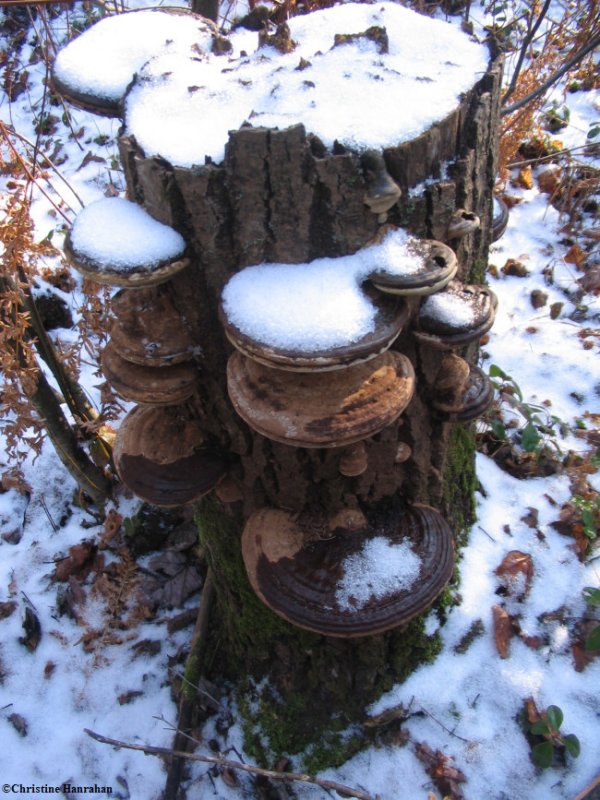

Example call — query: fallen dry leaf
[495,550,534,599]
[492,604,512,659]
[415,741,467,800]
[54,541,97,582]
[565,243,587,269]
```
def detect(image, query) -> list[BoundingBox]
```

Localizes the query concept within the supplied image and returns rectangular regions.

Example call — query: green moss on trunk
[194,496,445,768]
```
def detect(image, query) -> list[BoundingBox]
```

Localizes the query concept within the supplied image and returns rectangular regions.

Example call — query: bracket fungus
[227,350,415,448]
[338,441,369,477]
[447,209,481,240]
[369,240,458,297]
[109,288,196,367]
[51,8,218,117]
[241,503,454,637]
[414,281,498,348]
[492,195,509,242]
[100,341,198,406]
[65,198,188,288]
[432,357,494,421]
[221,286,409,372]
[361,150,402,222]
[113,405,226,507]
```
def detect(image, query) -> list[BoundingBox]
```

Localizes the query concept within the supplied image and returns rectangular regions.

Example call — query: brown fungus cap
[369,240,458,297]
[110,287,196,367]
[492,195,509,242]
[220,288,409,372]
[447,209,481,240]
[113,405,226,507]
[361,150,402,219]
[100,340,198,406]
[414,281,498,348]
[226,349,415,448]
[432,363,494,422]
[241,503,454,637]
[64,230,190,289]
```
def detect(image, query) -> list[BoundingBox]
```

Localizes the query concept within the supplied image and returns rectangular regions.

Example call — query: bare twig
[501,33,600,116]
[419,706,471,744]
[84,728,378,800]
[502,0,552,105]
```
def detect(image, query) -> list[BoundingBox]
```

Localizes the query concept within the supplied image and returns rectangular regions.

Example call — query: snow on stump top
[53,3,489,166]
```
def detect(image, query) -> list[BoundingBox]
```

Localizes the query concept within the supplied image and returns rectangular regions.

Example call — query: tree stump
[55,3,503,768]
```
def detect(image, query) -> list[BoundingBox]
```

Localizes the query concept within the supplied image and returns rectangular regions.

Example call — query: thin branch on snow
[84,728,379,800]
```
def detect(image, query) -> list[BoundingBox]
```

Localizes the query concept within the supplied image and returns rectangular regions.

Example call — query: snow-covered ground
[0,2,598,799]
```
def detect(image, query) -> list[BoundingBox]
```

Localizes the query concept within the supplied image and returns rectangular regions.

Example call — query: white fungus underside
[124,2,489,166]
[420,291,477,327]
[336,536,421,611]
[221,227,424,351]
[53,10,215,101]
[70,197,185,269]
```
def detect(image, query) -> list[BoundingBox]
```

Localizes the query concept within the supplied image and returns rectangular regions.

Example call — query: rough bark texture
[116,53,503,766]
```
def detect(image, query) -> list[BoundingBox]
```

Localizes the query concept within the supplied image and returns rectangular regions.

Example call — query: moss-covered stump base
[195,496,454,769]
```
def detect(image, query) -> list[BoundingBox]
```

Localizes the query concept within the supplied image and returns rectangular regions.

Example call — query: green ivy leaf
[582,587,600,607]
[563,734,581,758]
[489,364,507,379]
[585,624,600,652]
[531,740,554,769]
[521,422,541,453]
[490,419,507,440]
[530,720,550,736]
[546,705,563,732]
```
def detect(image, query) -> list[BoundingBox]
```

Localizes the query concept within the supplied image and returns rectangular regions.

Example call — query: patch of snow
[124,2,489,166]
[69,197,185,269]
[53,10,215,103]
[336,536,421,610]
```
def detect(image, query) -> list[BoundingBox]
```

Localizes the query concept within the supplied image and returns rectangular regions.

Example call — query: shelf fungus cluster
[64,198,225,507]
[220,224,496,636]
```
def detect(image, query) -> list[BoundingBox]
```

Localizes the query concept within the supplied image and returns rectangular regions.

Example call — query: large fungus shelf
[52,8,218,116]
[227,349,415,448]
[65,198,188,288]
[100,341,198,406]
[242,504,455,637]
[221,286,409,372]
[110,287,196,367]
[113,405,226,507]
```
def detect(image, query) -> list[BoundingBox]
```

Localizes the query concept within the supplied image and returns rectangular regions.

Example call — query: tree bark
[116,54,503,766]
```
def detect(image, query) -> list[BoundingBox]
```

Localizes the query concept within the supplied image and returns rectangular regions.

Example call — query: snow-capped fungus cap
[100,341,198,407]
[220,278,409,372]
[65,198,188,288]
[432,360,494,422]
[112,405,226,508]
[414,281,498,348]
[241,502,455,637]
[447,209,481,240]
[226,350,415,449]
[52,9,218,117]
[369,240,458,297]
[109,287,196,367]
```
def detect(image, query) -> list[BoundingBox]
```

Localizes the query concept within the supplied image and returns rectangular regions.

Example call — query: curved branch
[501,34,600,116]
